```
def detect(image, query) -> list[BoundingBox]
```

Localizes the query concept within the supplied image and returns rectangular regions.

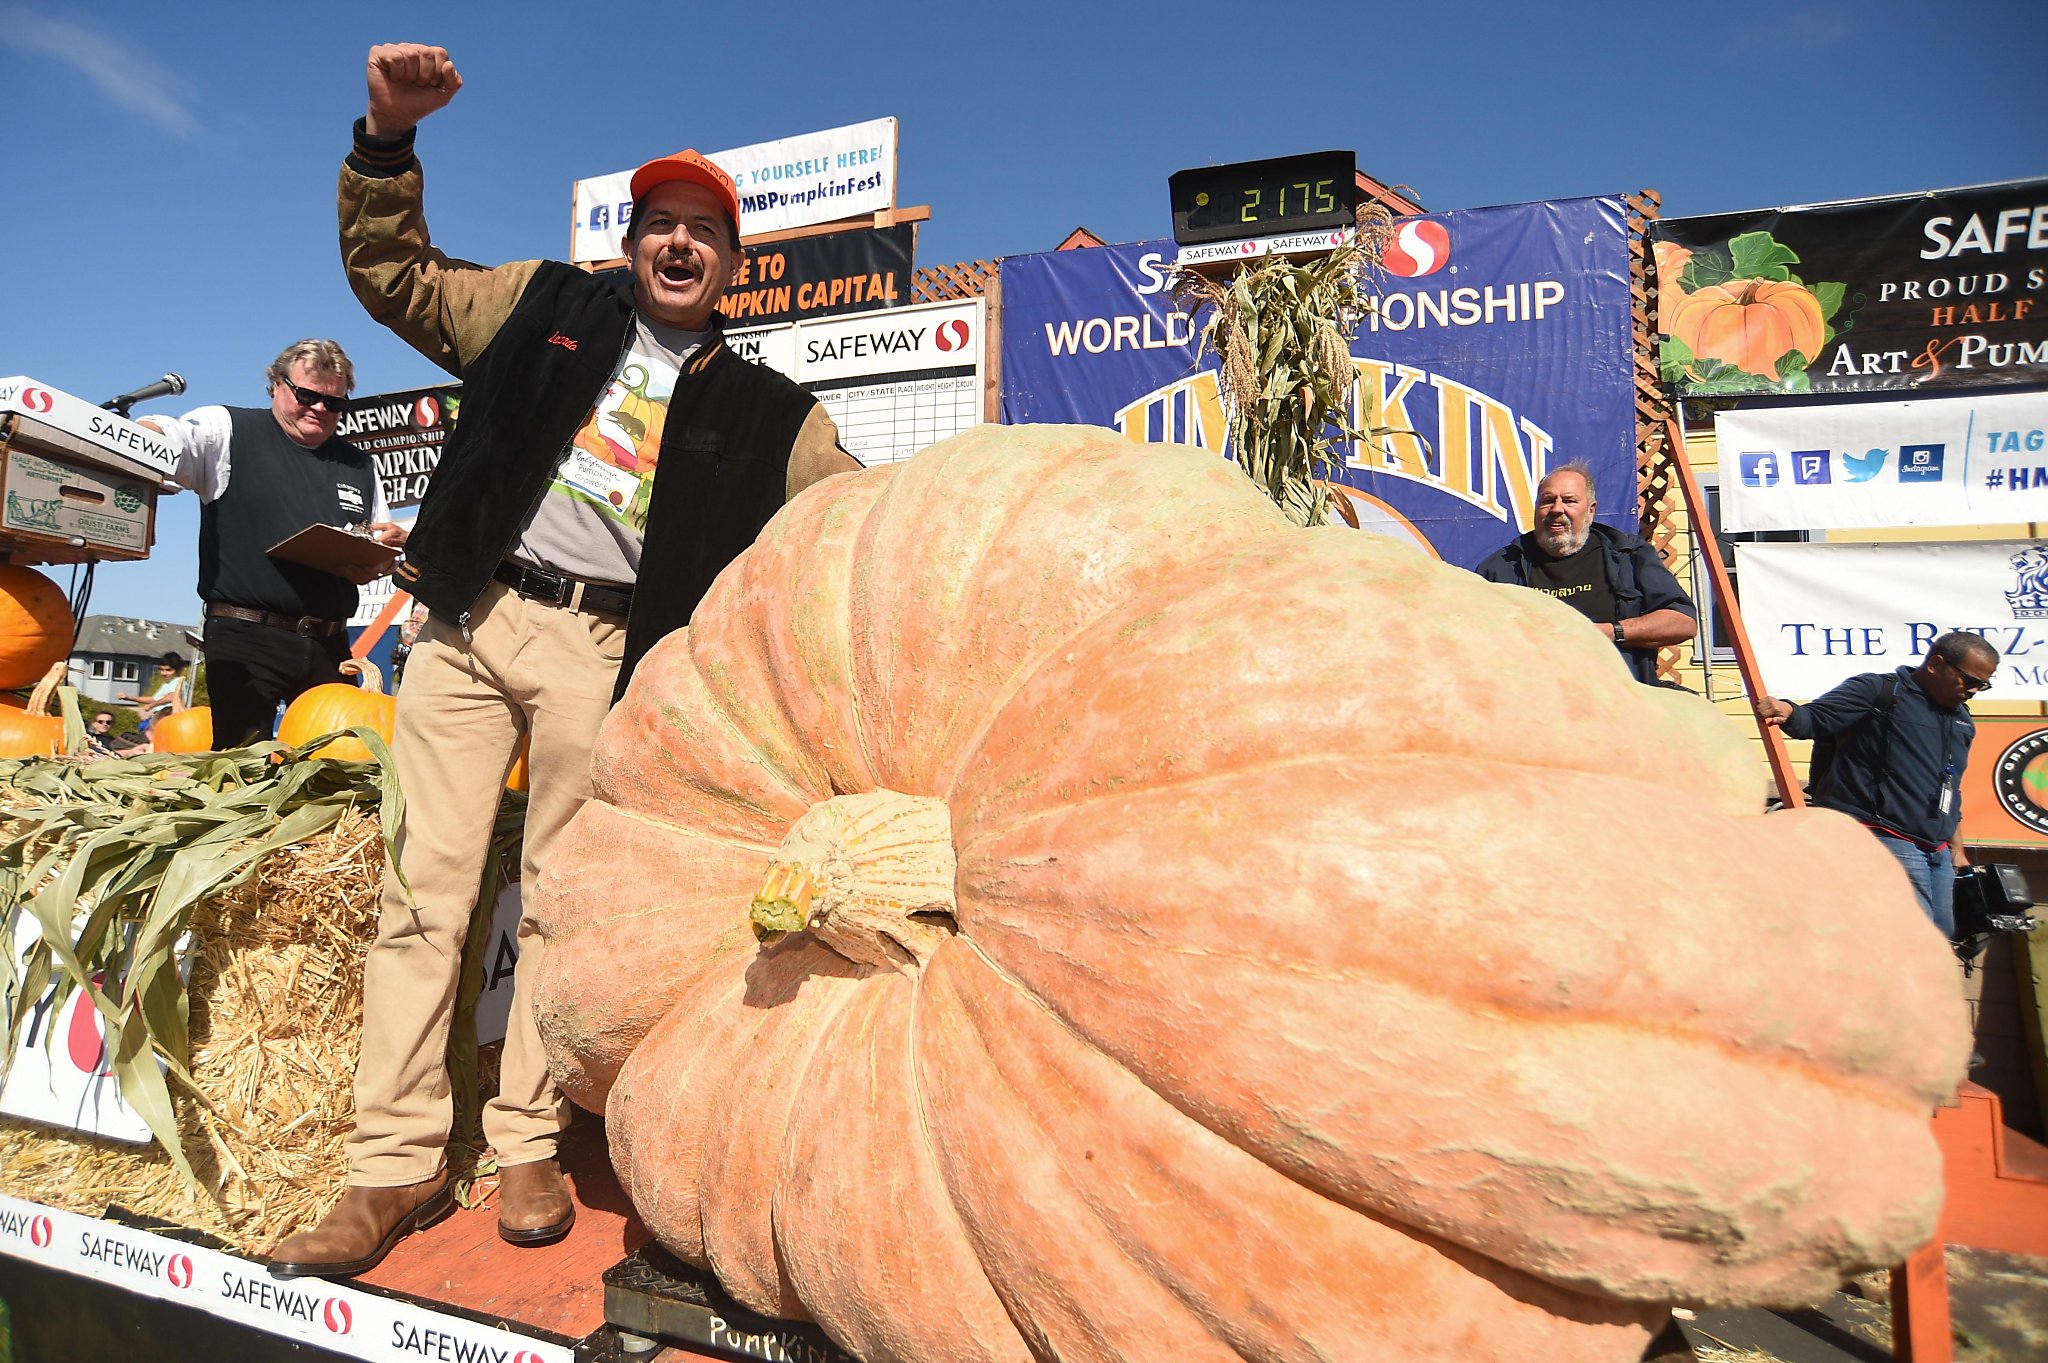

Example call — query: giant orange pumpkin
[276,659,395,760]
[531,427,1968,1363]
[150,706,213,753]
[0,564,75,690]
[1667,278,1826,377]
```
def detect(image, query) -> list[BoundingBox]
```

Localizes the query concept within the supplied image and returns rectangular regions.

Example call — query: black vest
[200,408,376,621]
[393,264,820,696]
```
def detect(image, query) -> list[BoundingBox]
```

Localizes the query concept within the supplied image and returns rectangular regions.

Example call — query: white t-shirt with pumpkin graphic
[509,316,706,587]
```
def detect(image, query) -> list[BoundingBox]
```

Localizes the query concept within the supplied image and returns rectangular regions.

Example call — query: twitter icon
[1844,448,1889,483]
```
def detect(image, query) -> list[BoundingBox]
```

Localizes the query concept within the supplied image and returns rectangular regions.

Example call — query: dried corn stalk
[1174,202,1396,526]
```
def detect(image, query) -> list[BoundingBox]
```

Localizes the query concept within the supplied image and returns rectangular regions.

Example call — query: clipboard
[267,523,401,576]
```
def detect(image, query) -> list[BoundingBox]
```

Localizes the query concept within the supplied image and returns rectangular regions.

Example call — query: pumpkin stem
[27,660,68,717]
[748,791,958,975]
[338,658,387,694]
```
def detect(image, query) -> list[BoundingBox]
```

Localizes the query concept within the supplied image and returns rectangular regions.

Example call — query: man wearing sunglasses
[140,339,406,746]
[1756,630,2001,937]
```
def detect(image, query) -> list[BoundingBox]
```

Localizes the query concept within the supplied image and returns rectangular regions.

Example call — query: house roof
[71,614,202,658]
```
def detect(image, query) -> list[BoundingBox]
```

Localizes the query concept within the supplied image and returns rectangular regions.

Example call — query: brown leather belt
[493,560,634,617]
[205,602,347,638]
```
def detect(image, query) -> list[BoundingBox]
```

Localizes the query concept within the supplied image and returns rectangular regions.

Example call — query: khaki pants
[346,580,625,1185]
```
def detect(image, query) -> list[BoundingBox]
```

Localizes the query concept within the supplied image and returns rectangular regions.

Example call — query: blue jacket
[1473,522,1698,684]
[1782,666,1975,849]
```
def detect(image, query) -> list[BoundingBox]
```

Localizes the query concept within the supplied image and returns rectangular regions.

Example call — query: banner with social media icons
[1716,390,2048,532]
[1734,539,2048,702]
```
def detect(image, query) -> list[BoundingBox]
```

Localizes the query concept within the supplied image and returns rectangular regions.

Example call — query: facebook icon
[588,204,610,231]
[1898,443,1946,483]
[1792,449,1831,484]
[1739,452,1781,487]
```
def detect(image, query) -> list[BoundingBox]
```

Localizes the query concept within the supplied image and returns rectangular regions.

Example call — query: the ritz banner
[999,196,1639,569]
[1652,178,2048,398]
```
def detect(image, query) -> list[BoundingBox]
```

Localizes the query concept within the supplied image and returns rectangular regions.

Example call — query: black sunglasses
[89,718,113,727]
[1943,655,1994,694]
[283,379,347,413]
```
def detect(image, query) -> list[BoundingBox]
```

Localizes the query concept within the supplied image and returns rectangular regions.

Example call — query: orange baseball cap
[629,150,741,228]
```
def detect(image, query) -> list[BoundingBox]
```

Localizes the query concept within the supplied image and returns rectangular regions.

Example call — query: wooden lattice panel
[914,259,998,304]
[1626,188,1687,684]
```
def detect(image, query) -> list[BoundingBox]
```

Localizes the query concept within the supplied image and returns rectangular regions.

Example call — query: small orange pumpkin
[276,659,395,761]
[0,662,66,758]
[151,706,214,754]
[1668,278,1825,377]
[506,735,530,792]
[0,564,75,690]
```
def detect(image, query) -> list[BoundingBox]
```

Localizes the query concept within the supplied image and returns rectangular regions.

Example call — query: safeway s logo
[29,1216,53,1248]
[23,386,54,414]
[324,1297,353,1334]
[414,396,440,427]
[166,1254,195,1289]
[514,1352,549,1363]
[934,319,971,352]
[1238,240,1258,256]
[1383,220,1451,277]
[67,976,115,1076]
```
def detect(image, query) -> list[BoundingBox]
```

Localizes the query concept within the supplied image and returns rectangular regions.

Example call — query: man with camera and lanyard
[267,43,858,1279]
[1756,631,2001,938]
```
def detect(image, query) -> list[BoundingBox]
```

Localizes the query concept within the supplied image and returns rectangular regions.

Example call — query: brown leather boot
[496,1157,575,1245]
[266,1176,453,1279]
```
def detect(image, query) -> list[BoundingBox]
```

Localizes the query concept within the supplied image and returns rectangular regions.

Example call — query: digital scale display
[1169,151,1357,246]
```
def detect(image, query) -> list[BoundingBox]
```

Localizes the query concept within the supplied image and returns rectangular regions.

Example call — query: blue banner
[999,196,1638,568]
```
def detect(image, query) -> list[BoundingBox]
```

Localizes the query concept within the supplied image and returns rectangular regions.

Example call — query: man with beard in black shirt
[1474,462,1697,685]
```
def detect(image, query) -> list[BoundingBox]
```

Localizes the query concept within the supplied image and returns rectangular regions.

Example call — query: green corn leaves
[0,733,421,1191]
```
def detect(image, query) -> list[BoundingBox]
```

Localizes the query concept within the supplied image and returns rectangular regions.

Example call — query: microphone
[102,373,187,415]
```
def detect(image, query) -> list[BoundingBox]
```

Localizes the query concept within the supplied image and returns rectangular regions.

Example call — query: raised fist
[365,43,463,135]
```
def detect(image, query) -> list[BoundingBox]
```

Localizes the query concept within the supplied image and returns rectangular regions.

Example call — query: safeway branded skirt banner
[572,117,897,261]
[1652,179,2048,398]
[999,196,1638,569]
[0,1194,572,1362]
[1716,389,2048,531]
[1734,540,2048,701]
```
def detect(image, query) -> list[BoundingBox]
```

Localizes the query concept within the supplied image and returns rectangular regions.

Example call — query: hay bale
[0,811,502,1255]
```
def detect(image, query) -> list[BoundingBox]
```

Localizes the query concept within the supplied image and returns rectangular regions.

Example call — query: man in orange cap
[270,42,859,1279]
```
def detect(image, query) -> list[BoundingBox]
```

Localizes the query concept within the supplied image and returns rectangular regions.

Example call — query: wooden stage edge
[358,1115,649,1344]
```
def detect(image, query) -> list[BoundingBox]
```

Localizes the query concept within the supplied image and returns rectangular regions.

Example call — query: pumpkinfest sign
[1652,178,2048,397]
[999,196,1638,568]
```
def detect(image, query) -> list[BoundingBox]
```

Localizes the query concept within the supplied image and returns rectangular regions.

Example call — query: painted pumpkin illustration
[1668,278,1826,378]
[573,362,667,476]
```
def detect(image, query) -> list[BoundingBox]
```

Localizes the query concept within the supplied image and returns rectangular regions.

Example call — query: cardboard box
[0,444,157,562]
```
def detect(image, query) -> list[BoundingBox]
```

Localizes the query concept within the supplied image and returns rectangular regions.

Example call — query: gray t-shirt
[510,316,706,585]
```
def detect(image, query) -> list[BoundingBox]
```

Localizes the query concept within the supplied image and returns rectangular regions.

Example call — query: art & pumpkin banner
[999,196,1637,570]
[1652,178,2048,397]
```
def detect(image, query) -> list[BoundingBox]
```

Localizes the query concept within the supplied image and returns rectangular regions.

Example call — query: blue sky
[5,0,2043,627]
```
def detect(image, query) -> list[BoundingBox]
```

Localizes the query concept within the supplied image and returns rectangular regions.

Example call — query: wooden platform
[356,1115,651,1345]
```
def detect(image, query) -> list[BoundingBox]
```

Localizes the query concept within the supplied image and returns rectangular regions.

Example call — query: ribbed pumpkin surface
[532,425,1967,1363]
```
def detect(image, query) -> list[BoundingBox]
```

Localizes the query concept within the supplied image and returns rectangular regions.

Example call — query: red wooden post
[1657,416,1804,809]
[1890,1238,1954,1363]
